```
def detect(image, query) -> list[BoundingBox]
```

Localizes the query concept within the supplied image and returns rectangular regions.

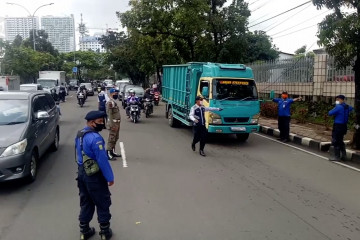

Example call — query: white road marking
[120,142,128,168]
[254,133,360,172]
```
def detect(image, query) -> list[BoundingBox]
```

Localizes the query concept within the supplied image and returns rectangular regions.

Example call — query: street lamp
[6,2,54,51]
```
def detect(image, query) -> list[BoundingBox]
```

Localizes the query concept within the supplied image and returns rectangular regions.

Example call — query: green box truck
[162,62,260,142]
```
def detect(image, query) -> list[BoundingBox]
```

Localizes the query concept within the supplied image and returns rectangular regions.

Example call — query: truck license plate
[231,127,246,132]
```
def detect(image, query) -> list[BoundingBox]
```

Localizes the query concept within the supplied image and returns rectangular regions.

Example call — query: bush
[293,107,308,124]
[261,102,278,118]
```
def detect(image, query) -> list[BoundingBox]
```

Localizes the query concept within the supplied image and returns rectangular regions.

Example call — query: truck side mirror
[56,80,59,86]
[202,86,209,99]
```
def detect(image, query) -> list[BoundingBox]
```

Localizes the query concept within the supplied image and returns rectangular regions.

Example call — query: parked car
[80,83,94,96]
[0,91,60,183]
[20,84,43,91]
[122,85,145,108]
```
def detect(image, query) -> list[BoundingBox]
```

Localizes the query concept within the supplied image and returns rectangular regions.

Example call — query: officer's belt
[112,119,121,122]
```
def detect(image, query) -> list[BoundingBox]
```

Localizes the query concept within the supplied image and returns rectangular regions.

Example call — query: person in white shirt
[189,96,222,157]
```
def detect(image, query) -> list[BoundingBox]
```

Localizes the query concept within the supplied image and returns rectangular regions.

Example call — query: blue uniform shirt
[75,127,114,182]
[127,96,139,104]
[329,103,353,124]
[98,93,106,111]
[273,98,294,117]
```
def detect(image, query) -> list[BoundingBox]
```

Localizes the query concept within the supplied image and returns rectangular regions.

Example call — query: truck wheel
[236,133,249,142]
[168,108,179,128]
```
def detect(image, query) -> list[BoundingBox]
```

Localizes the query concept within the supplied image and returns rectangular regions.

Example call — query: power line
[250,0,272,13]
[272,24,318,39]
[270,9,333,37]
[263,4,312,32]
[249,1,312,28]
[248,0,263,6]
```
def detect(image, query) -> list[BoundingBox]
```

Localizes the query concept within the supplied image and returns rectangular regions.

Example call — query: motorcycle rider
[126,90,140,118]
[143,88,154,113]
[59,83,66,102]
[77,85,87,105]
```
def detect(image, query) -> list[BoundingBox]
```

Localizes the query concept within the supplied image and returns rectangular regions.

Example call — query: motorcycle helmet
[129,89,135,96]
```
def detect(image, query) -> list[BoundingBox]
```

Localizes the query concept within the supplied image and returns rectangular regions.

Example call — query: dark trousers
[332,123,347,152]
[77,166,112,224]
[192,125,207,151]
[278,116,290,140]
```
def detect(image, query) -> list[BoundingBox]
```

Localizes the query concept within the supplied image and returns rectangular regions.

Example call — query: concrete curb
[259,125,360,164]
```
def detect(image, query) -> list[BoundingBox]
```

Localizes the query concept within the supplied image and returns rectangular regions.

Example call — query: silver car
[0,91,60,183]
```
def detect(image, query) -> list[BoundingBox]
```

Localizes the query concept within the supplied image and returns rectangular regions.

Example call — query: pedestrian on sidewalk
[273,91,302,142]
[328,95,353,161]
[189,96,222,157]
[75,111,114,240]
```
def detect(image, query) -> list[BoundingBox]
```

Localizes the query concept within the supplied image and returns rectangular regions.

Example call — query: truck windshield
[38,79,56,88]
[213,79,258,101]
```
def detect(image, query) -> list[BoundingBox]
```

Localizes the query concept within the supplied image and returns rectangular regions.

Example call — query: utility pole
[6,2,54,51]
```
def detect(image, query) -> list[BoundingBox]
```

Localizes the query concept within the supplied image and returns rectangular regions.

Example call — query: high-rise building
[41,15,75,53]
[0,17,5,40]
[4,17,39,42]
[79,34,106,53]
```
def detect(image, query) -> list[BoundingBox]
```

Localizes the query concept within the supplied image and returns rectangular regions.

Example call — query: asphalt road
[0,92,359,240]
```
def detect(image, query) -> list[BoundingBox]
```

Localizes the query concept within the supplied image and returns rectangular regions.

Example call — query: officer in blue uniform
[273,91,302,142]
[98,86,109,129]
[189,96,222,157]
[75,111,114,240]
[329,95,353,161]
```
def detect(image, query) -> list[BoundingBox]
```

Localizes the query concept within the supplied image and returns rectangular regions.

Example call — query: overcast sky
[0,0,345,54]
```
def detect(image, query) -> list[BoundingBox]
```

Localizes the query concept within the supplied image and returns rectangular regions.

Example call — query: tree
[312,0,360,149]
[295,45,307,55]
[23,29,59,56]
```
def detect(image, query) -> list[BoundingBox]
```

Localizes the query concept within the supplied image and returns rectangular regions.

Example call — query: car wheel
[26,150,38,183]
[50,128,59,151]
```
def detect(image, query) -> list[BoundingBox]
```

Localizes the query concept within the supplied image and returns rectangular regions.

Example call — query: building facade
[41,15,75,53]
[79,34,106,53]
[4,17,39,42]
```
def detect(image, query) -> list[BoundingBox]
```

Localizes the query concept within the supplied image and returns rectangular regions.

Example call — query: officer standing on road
[189,96,222,157]
[98,86,109,128]
[106,88,122,160]
[59,83,66,102]
[273,91,302,142]
[328,95,353,161]
[75,111,114,240]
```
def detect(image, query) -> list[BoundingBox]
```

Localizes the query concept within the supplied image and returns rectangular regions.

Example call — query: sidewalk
[259,117,360,164]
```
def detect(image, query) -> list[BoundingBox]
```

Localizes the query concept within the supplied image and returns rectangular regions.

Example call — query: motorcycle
[59,88,66,102]
[144,98,153,118]
[77,92,85,107]
[154,91,160,106]
[130,104,140,123]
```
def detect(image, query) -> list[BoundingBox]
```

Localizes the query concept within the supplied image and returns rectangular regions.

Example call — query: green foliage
[23,30,59,56]
[260,102,278,118]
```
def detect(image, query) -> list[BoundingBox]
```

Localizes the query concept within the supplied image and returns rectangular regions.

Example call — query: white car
[20,84,43,91]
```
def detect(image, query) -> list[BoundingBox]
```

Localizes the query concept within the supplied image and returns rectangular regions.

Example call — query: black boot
[112,148,121,157]
[99,223,113,240]
[340,148,347,161]
[199,150,206,157]
[107,150,116,161]
[329,148,341,161]
[80,222,95,240]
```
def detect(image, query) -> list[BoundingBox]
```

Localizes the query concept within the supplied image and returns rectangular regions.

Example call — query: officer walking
[98,86,109,128]
[106,88,122,160]
[59,83,66,102]
[189,96,222,157]
[273,91,302,142]
[75,111,114,240]
[328,95,353,161]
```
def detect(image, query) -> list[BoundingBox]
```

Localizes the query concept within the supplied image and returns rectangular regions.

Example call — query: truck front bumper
[208,124,259,134]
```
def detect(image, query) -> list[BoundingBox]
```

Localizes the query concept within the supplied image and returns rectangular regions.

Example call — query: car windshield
[212,79,258,101]
[37,79,56,88]
[81,83,92,88]
[70,80,77,84]
[20,86,37,91]
[0,100,29,125]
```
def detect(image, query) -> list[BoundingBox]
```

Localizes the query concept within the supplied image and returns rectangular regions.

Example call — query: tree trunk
[352,57,360,149]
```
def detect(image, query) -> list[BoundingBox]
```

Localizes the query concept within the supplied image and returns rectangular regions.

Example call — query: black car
[0,91,60,183]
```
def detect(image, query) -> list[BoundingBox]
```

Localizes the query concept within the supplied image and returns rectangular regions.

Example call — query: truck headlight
[0,139,27,158]
[250,113,260,124]
[209,112,222,125]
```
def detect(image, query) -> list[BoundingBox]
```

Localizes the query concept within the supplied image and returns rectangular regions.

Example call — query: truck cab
[162,62,260,141]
